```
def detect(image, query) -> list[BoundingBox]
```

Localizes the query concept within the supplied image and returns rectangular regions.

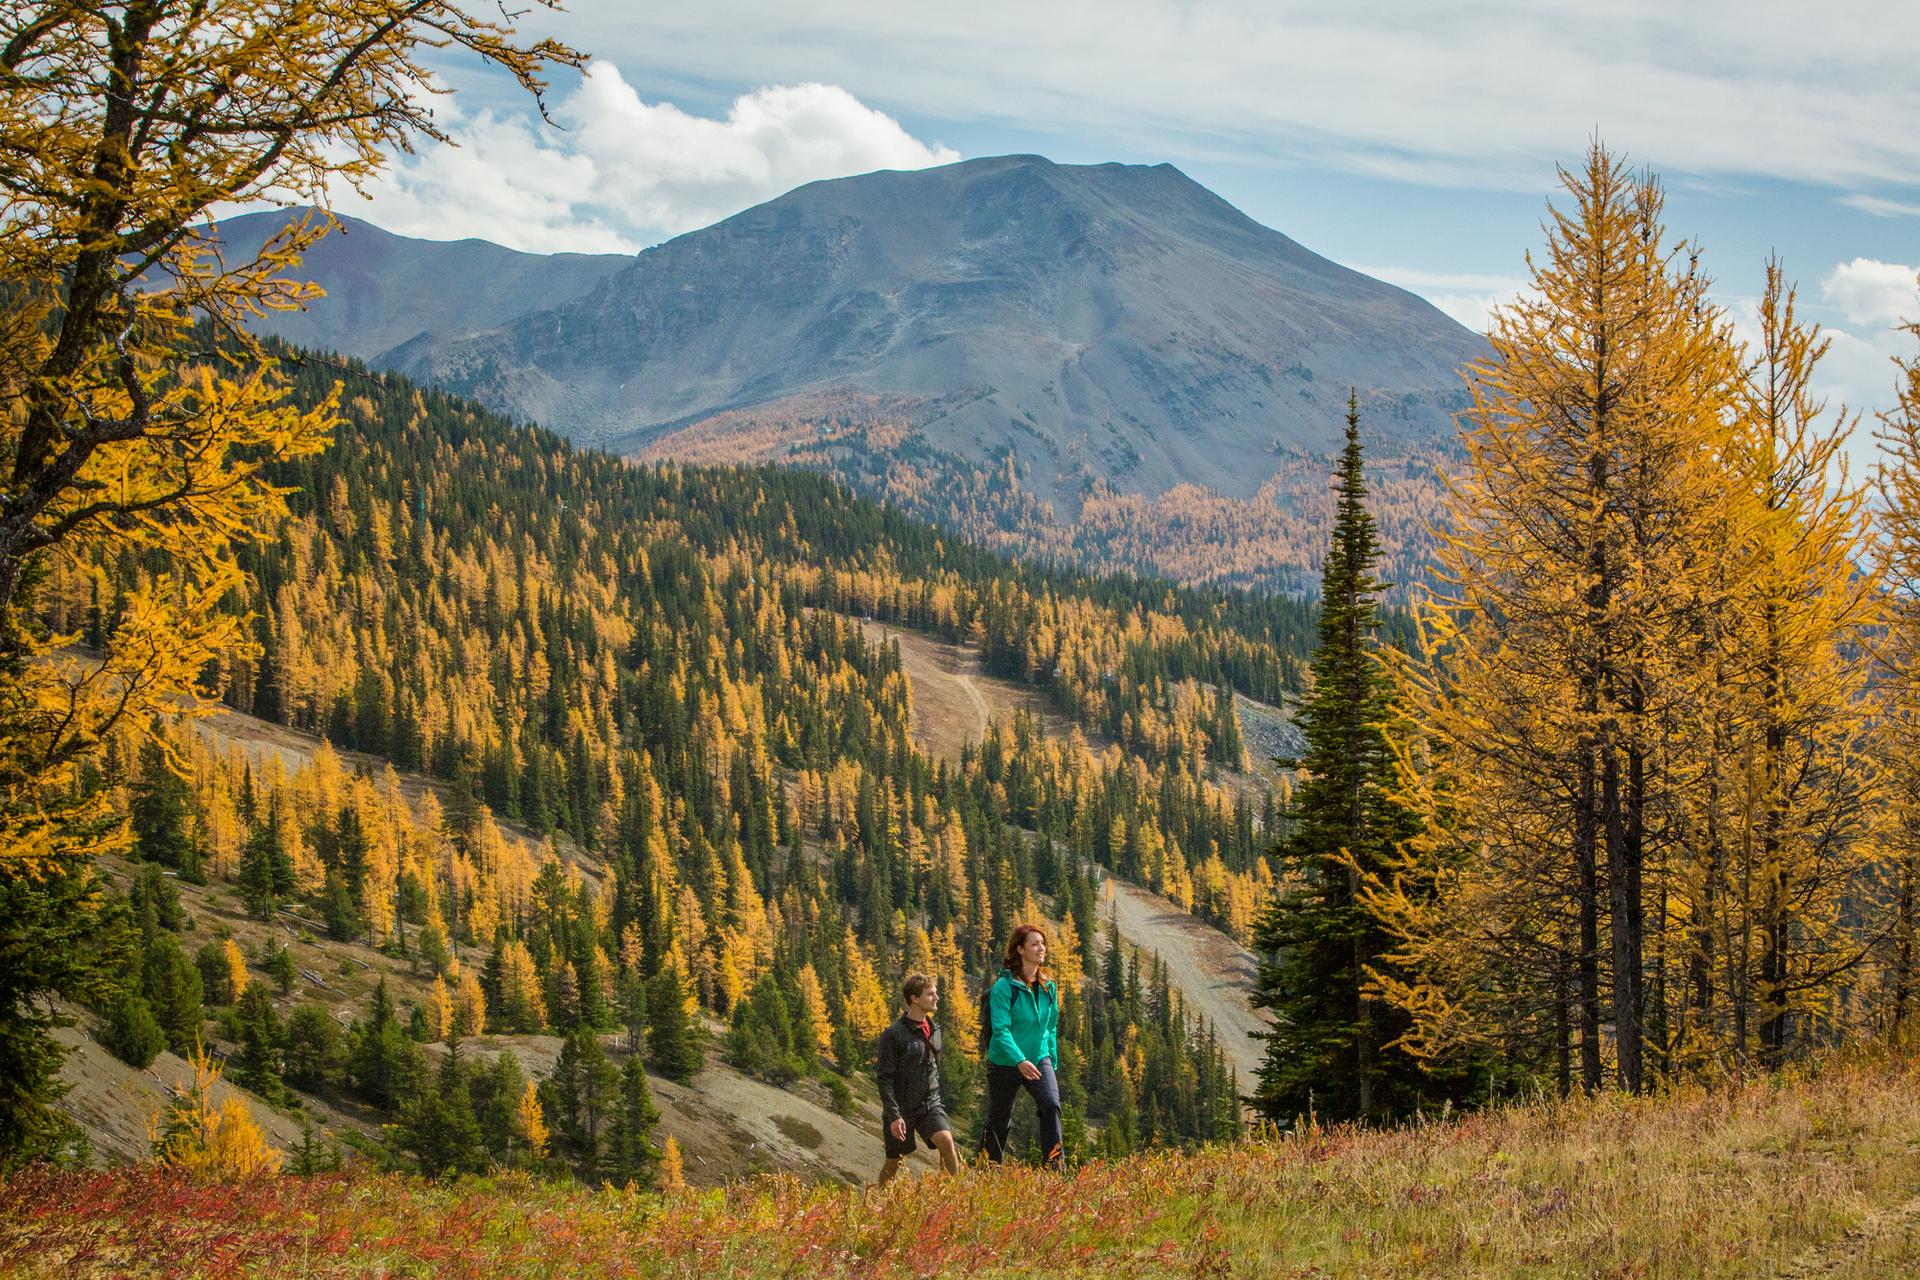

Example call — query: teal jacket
[986,969,1059,1068]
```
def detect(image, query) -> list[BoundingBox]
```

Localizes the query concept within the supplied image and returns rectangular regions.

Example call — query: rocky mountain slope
[207,210,630,366]
[217,157,1482,588]
[395,155,1484,497]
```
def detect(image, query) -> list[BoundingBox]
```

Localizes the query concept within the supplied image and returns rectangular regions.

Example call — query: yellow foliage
[517,1080,549,1162]
[454,969,488,1038]
[844,927,891,1042]
[151,1047,282,1179]
[796,964,834,1057]
[1374,144,1886,1086]
[426,975,453,1041]
[223,938,250,1001]
[0,0,577,874]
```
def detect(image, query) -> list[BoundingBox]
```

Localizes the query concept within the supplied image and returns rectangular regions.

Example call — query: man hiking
[875,973,960,1185]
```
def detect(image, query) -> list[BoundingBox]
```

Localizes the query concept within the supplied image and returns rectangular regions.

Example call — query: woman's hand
[1018,1059,1041,1081]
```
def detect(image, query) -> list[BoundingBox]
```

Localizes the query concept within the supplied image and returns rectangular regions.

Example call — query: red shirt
[914,1017,933,1043]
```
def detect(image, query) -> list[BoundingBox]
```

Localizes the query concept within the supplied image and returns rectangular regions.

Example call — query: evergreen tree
[130,735,202,881]
[128,864,185,933]
[401,1043,486,1177]
[726,972,801,1083]
[541,1026,618,1181]
[477,1050,529,1166]
[1251,394,1429,1125]
[101,992,167,1069]
[230,984,288,1104]
[645,962,702,1083]
[347,978,425,1110]
[265,939,298,995]
[141,932,206,1056]
[617,967,649,1057]
[238,809,292,920]
[0,853,130,1165]
[196,940,237,1006]
[605,1054,660,1187]
[322,870,360,942]
[283,1003,347,1091]
[287,1118,342,1175]
[419,921,453,979]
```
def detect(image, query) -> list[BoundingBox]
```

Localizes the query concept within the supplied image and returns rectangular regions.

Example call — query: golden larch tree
[1375,142,1746,1093]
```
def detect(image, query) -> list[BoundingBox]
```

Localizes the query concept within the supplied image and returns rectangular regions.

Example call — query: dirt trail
[855,617,1068,759]
[1096,873,1269,1087]
[952,672,990,742]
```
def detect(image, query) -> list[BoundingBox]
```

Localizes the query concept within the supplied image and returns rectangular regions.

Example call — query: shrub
[102,993,166,1069]
[282,1003,347,1092]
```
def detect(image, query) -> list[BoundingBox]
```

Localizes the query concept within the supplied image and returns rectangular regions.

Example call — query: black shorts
[883,1106,952,1158]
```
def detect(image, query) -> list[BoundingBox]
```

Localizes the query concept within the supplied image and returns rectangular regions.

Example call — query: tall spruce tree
[605,1055,661,1187]
[0,857,128,1163]
[130,736,202,882]
[645,963,703,1084]
[1250,393,1425,1124]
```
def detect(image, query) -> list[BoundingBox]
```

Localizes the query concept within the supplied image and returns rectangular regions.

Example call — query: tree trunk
[1576,744,1604,1091]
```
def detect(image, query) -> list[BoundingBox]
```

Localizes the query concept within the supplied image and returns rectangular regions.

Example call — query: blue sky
[344,0,1920,429]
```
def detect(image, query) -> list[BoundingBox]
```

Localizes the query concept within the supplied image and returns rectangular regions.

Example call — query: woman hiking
[982,923,1064,1168]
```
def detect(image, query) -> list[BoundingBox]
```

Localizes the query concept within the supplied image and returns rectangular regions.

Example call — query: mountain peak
[235,154,1483,522]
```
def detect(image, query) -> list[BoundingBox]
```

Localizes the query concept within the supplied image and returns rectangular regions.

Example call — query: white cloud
[561,68,959,240]
[530,1,1920,191]
[1823,259,1920,328]
[1841,194,1920,219]
[1719,277,1920,483]
[336,66,958,252]
[1348,265,1530,334]
[1817,326,1913,481]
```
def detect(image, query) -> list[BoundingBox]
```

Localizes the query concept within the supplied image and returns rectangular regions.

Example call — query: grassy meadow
[6,1052,1920,1278]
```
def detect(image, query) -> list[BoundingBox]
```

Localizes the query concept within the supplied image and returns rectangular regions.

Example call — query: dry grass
[855,618,1070,761]
[9,1053,1920,1278]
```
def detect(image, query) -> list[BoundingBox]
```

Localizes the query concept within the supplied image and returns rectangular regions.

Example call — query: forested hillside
[646,393,1456,595]
[35,346,1319,1177]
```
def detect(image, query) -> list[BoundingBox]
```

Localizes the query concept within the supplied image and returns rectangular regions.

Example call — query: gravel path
[952,671,991,741]
[1097,871,1270,1087]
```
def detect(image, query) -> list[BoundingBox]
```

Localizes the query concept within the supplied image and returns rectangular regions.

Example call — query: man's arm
[875,1026,901,1123]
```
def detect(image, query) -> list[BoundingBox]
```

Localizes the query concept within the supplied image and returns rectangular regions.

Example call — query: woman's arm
[988,976,1024,1065]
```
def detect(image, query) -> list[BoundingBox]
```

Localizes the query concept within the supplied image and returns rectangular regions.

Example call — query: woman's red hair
[1003,923,1049,986]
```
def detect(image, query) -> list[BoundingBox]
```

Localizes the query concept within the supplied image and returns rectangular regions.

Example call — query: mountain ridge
[215,155,1484,588]
[399,155,1482,486]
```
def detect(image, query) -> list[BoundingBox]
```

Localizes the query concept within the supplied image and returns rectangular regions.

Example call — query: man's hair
[902,973,936,1004]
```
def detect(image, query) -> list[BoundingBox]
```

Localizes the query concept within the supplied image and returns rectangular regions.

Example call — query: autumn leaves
[1365,144,1918,1093]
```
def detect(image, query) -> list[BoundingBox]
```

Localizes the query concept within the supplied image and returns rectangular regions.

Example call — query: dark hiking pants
[983,1057,1063,1167]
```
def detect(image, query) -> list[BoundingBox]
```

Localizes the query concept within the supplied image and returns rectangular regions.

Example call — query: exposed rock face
[206,209,631,366]
[233,158,1476,488]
